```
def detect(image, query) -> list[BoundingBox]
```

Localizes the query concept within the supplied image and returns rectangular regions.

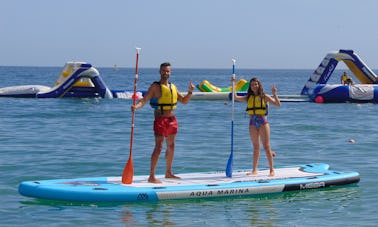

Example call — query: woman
[233,77,281,176]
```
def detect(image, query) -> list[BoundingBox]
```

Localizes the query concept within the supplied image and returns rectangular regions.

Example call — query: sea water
[0,66,377,226]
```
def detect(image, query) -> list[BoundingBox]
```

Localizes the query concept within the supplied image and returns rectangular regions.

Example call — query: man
[132,62,195,183]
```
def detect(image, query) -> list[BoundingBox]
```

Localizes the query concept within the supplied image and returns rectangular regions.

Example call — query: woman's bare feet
[247,170,258,176]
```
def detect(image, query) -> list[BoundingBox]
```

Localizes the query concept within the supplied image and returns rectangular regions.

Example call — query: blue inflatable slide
[301,49,378,103]
[0,62,141,99]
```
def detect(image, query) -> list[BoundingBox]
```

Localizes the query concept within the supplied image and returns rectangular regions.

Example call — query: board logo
[300,182,325,190]
[137,193,149,200]
[189,188,250,198]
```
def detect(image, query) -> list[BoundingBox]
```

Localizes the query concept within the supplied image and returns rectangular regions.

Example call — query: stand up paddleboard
[19,163,359,203]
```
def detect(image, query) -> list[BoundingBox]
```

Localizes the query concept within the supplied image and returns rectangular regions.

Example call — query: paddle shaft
[122,48,141,184]
[230,62,235,157]
[129,50,140,156]
[226,59,236,177]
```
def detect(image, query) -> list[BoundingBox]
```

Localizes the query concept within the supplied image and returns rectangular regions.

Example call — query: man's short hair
[160,62,171,69]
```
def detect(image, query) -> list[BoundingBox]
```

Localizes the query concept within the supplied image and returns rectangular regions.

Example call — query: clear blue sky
[1,0,378,69]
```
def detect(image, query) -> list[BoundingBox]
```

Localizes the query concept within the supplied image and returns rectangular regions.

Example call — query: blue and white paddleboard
[19,163,359,203]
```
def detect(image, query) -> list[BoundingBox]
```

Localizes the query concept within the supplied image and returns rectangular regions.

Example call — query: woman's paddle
[122,47,141,184]
[226,59,236,177]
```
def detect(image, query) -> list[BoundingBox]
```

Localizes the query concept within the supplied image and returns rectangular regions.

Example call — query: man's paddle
[122,47,141,184]
[226,59,236,177]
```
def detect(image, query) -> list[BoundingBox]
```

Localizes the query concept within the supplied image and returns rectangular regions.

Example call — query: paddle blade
[122,158,134,184]
[225,152,233,177]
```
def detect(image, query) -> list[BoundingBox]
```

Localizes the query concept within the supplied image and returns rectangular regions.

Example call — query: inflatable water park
[302,49,378,103]
[19,163,359,202]
[0,61,301,101]
[1,49,377,103]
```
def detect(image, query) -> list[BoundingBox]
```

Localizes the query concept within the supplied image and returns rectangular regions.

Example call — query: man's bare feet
[269,170,275,177]
[247,170,258,176]
[148,176,162,184]
[165,173,181,179]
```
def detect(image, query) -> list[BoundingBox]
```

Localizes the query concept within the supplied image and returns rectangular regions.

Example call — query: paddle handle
[231,59,236,120]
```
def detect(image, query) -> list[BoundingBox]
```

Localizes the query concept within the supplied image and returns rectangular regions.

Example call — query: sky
[1,0,378,69]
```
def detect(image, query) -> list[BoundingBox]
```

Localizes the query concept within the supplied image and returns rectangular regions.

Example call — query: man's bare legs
[165,134,180,179]
[148,135,164,183]
[148,133,180,183]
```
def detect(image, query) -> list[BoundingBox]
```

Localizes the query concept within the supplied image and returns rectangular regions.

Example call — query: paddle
[122,47,141,184]
[226,59,236,177]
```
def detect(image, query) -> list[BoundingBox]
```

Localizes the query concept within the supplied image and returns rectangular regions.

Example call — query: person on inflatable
[232,77,281,176]
[132,62,195,183]
[341,71,351,85]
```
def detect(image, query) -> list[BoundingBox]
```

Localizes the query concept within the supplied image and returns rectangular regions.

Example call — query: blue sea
[0,66,377,226]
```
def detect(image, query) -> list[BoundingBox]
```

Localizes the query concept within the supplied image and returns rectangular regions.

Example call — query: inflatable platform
[197,79,249,92]
[19,163,359,203]
[301,49,378,103]
[0,62,142,99]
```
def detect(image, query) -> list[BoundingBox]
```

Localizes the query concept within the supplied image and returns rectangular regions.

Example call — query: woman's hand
[271,84,278,95]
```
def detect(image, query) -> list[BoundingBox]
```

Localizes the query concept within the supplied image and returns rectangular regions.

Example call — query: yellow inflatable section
[54,65,93,88]
[197,79,249,92]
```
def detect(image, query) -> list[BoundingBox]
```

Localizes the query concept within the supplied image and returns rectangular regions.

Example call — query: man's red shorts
[153,116,178,137]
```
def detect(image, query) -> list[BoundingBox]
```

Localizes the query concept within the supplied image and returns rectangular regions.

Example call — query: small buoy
[348,138,356,144]
[315,96,324,103]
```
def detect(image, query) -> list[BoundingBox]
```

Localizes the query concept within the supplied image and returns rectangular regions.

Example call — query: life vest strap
[246,107,266,111]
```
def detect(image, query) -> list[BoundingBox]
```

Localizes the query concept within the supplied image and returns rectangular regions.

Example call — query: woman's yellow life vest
[246,95,267,115]
[150,82,178,111]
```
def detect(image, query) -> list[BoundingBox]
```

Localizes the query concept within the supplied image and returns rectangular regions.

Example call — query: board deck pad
[108,166,321,186]
[19,163,360,202]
